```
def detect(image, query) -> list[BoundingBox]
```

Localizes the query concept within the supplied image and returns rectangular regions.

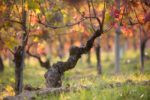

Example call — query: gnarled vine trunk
[58,36,64,59]
[87,51,91,65]
[140,36,150,73]
[115,30,120,73]
[95,38,102,74]
[27,47,51,70]
[14,46,25,95]
[45,29,102,88]
[115,0,121,74]
[39,59,51,69]
[14,7,27,95]
[0,56,4,72]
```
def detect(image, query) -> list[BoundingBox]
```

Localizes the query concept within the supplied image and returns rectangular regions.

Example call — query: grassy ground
[0,49,150,100]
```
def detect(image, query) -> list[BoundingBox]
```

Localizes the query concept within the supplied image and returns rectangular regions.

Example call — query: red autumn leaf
[37,44,45,55]
[144,12,150,22]
[121,26,134,37]
[114,9,120,18]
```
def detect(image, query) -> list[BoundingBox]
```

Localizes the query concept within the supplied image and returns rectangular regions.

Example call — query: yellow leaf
[25,2,28,11]
[98,3,104,11]
[5,85,15,96]
[35,9,40,14]
[33,37,39,42]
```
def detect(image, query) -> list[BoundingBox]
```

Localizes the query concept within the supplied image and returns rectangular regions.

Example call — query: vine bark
[45,29,103,88]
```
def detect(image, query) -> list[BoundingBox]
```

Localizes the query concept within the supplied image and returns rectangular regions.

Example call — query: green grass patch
[0,50,150,99]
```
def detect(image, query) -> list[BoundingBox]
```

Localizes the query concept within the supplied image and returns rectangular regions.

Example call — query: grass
[0,49,150,100]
